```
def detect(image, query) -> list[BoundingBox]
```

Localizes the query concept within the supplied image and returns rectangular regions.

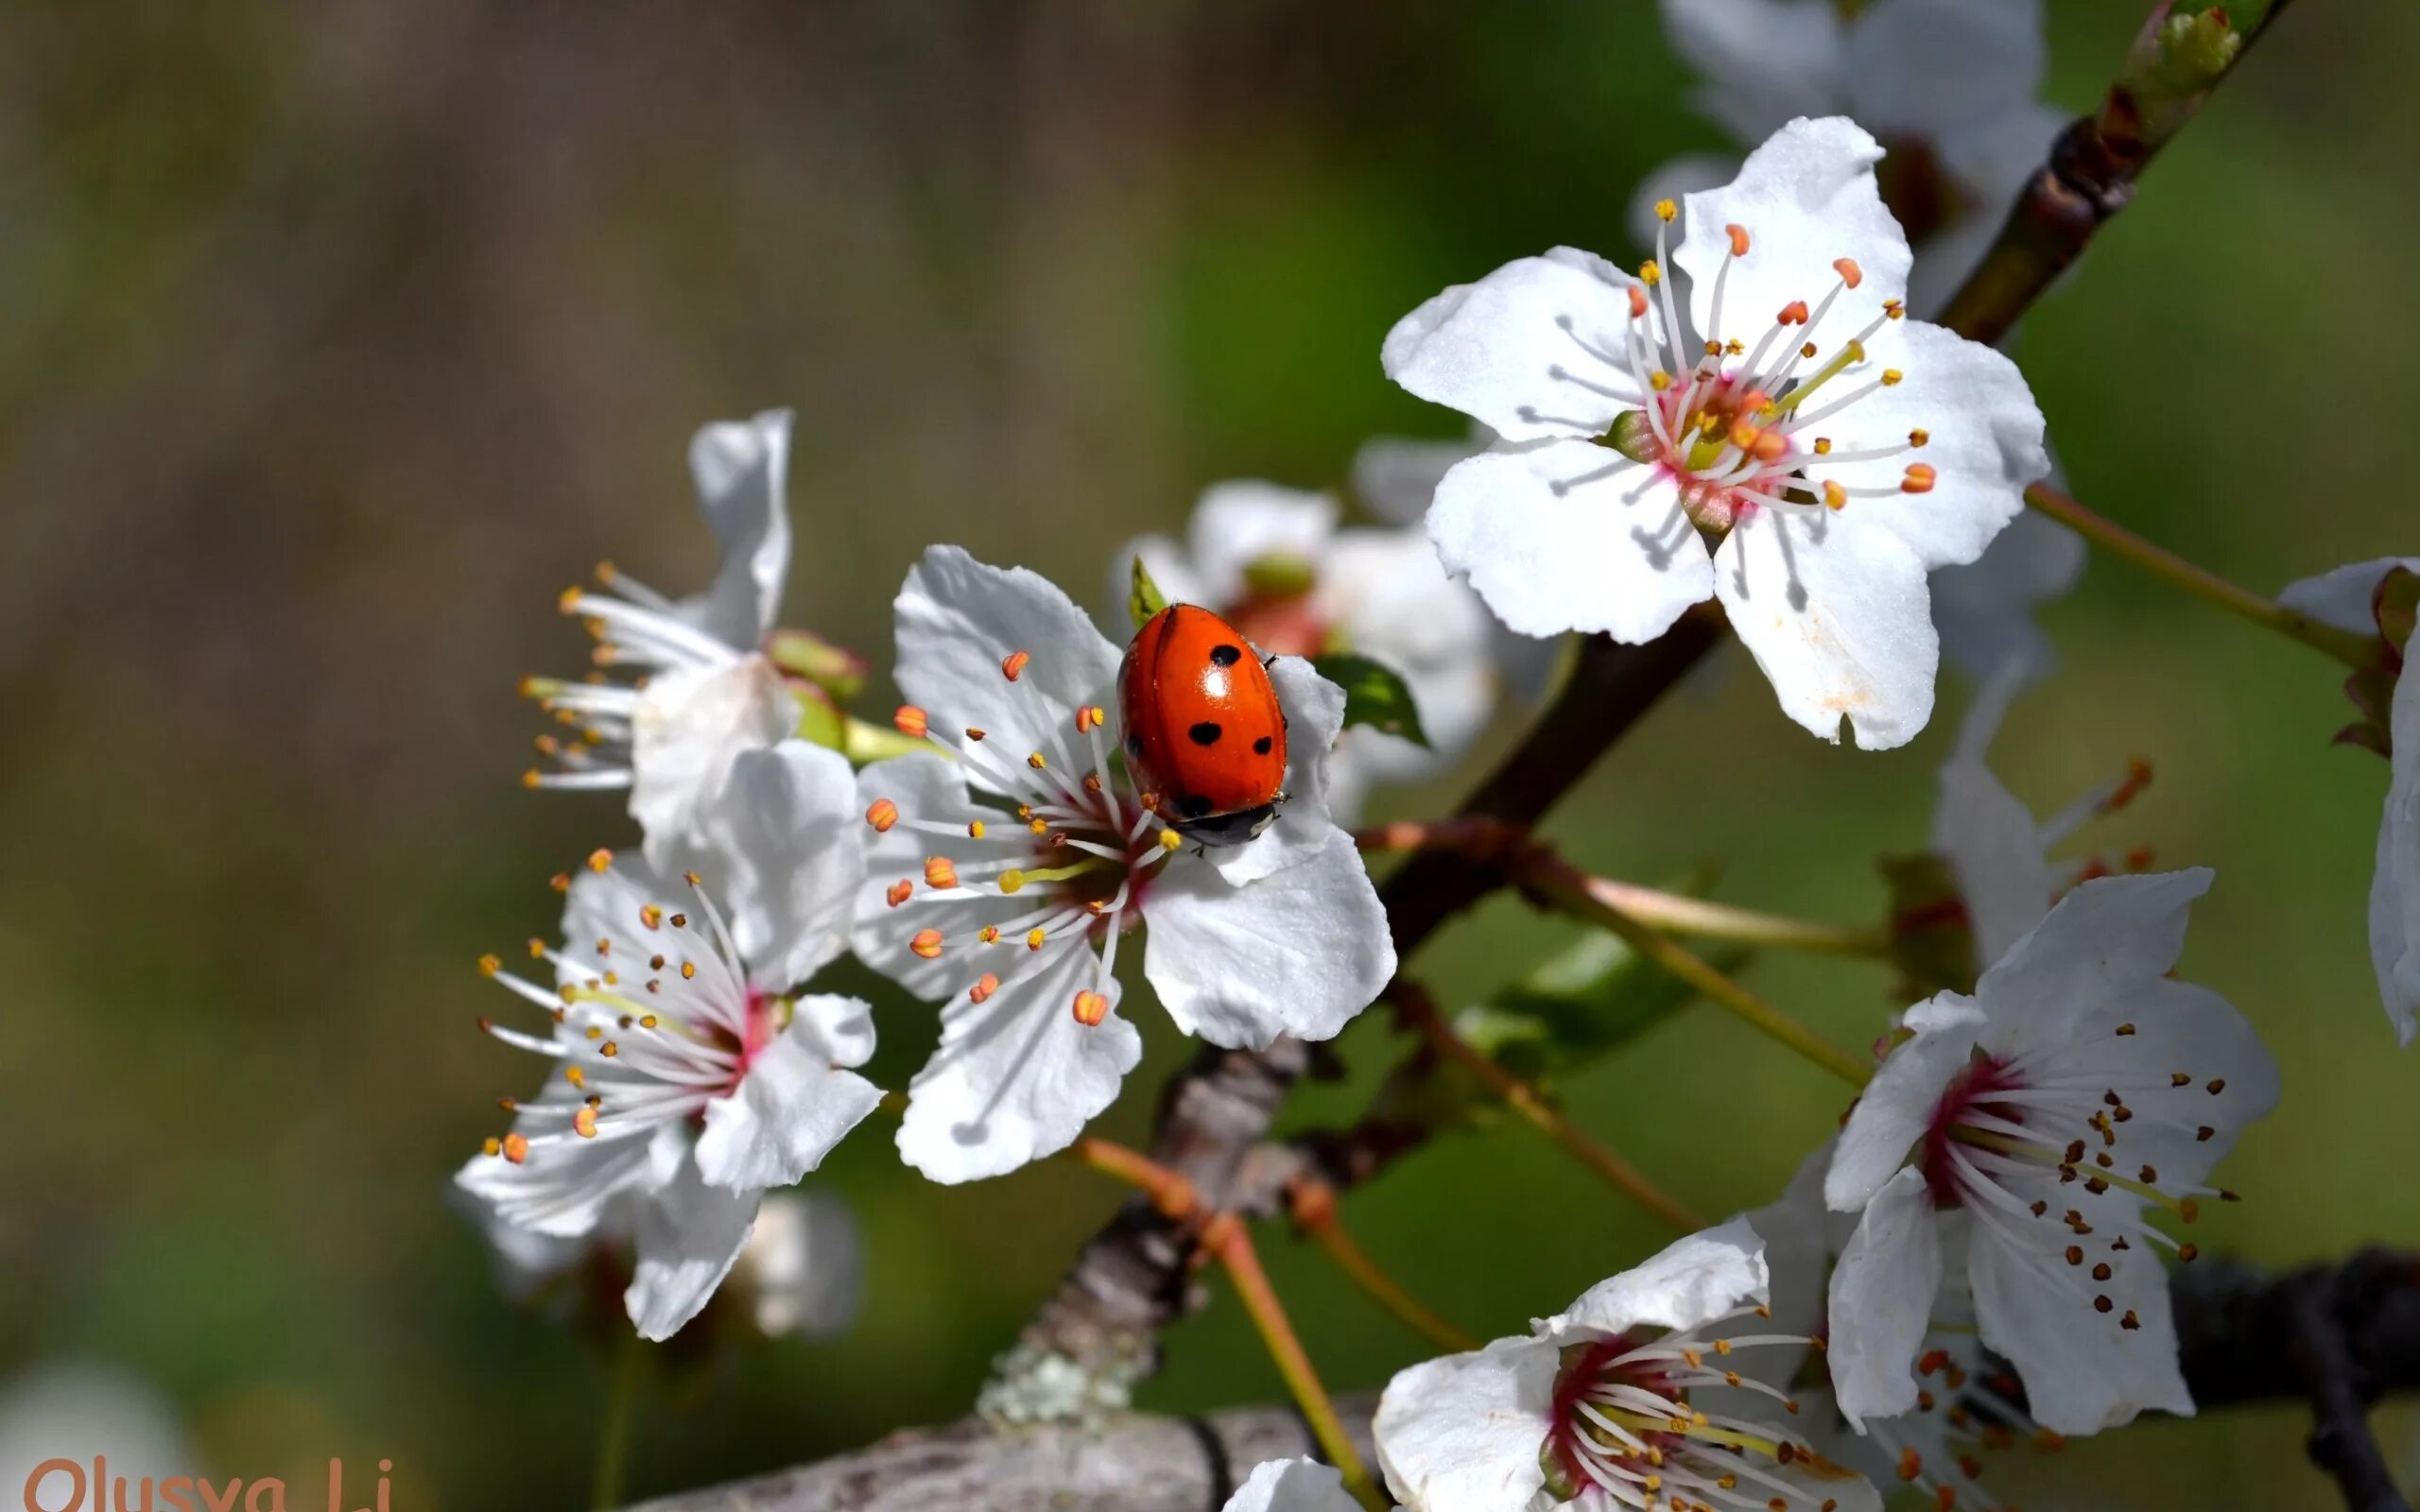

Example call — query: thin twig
[1288,1177,1478,1353]
[1209,1216,1387,1511]
[1393,982,1706,1232]
[2026,481,2378,667]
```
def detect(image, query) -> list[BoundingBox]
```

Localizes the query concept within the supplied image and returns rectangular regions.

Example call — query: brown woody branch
[626,1252,2420,1512]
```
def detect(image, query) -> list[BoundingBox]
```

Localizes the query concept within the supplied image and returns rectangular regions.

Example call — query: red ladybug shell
[1118,604,1288,846]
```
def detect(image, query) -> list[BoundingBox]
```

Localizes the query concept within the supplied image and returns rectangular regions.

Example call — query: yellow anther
[1823,480,1848,511]
[968,819,987,839]
[998,869,1027,894]
[1723,337,1744,355]
[477,953,501,976]
[1072,990,1110,1026]
[1834,257,1864,289]
[519,769,542,790]
[1800,341,1817,358]
[1639,259,1662,286]
[925,856,959,889]
[1159,830,1183,850]
[1026,927,1048,951]
[1029,817,1049,834]
[1883,298,1905,318]
[557,585,585,613]
[638,1015,657,1029]
[1654,198,1678,223]
[1880,369,1904,387]
[1649,369,1672,391]
[910,929,944,959]
[565,1066,586,1090]
[481,1136,502,1158]
[639,903,664,930]
[1843,339,1867,363]
[587,848,614,873]
[573,1106,598,1140]
[1028,752,1047,770]
[1812,438,1832,455]
[1909,427,1930,447]
[893,704,929,738]
[503,1132,529,1164]
[1901,463,1937,494]
[866,799,899,833]
[977,925,1001,944]
[600,1040,618,1057]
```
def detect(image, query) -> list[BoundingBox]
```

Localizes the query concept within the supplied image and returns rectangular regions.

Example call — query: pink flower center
[1919,1055,2026,1208]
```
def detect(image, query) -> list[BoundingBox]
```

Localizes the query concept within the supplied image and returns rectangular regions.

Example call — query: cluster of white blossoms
[439,24,2410,1501]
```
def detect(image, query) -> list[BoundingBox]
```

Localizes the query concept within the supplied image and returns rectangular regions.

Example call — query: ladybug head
[1171,798,1282,850]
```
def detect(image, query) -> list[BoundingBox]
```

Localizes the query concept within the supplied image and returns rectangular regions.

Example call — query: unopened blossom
[1115,479,1500,820]
[458,742,878,1341]
[1374,1218,1880,1512]
[855,546,1394,1183]
[1384,116,2049,748]
[1647,0,2065,316]
[2281,557,2420,1043]
[1751,1145,2046,1512]
[1825,870,2279,1435]
[520,410,807,862]
[1224,1458,1379,1512]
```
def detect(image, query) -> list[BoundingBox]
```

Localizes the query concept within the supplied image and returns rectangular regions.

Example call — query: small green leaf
[1128,556,1169,630]
[1310,652,1429,747]
[767,627,870,703]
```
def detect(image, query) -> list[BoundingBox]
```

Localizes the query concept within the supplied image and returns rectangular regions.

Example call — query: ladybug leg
[1262,651,1278,668]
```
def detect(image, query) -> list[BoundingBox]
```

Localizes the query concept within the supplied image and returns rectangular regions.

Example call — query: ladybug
[1118,603,1289,847]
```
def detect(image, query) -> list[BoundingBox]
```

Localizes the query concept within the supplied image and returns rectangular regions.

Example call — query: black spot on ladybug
[1125,733,1143,758]
[1209,644,1243,667]
[1188,721,1222,746]
[1253,735,1272,755]
[1179,793,1214,818]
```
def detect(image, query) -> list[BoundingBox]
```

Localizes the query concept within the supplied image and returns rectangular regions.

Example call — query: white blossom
[855,546,1393,1183]
[1224,1458,1379,1512]
[1115,479,1500,821]
[1374,1218,1880,1512]
[1825,870,2279,1435]
[1383,116,2048,748]
[458,740,877,1341]
[521,410,806,863]
[1648,0,2065,317]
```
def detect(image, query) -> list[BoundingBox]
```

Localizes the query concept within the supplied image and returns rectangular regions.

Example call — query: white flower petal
[1381,252,1651,445]
[684,740,865,991]
[1674,117,1911,353]
[694,997,884,1193]
[1746,1143,1840,1340]
[628,655,800,864]
[1211,654,1349,886]
[2079,976,2280,1177]
[1543,1216,1769,1339]
[1351,433,1485,526]
[1826,1167,1944,1427]
[743,1189,863,1339]
[1658,0,1845,144]
[1373,1335,1556,1512]
[1929,508,2083,681]
[625,1160,760,1342]
[1426,441,1713,642]
[1221,1458,1364,1512]
[680,409,795,647]
[1974,869,2213,1048]
[1967,1211,2191,1435]
[453,1130,660,1241]
[1714,506,1939,749]
[2277,556,2420,636]
[1184,482,1340,600]
[895,954,1142,1183]
[2376,644,2420,1042]
[1935,758,2054,964]
[895,545,1120,774]
[1798,320,2048,573]
[1826,993,1985,1210]
[1146,830,1392,1049]
[1842,0,2045,139]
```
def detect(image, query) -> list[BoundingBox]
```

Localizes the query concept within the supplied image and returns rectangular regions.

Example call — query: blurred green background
[3,1,2414,1506]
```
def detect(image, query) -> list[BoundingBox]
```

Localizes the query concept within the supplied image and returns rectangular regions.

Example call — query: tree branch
[626,1252,2420,1512]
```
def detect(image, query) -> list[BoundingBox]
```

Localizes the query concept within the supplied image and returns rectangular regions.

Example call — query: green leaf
[1128,556,1168,630]
[1309,652,1429,747]
[767,627,869,702]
